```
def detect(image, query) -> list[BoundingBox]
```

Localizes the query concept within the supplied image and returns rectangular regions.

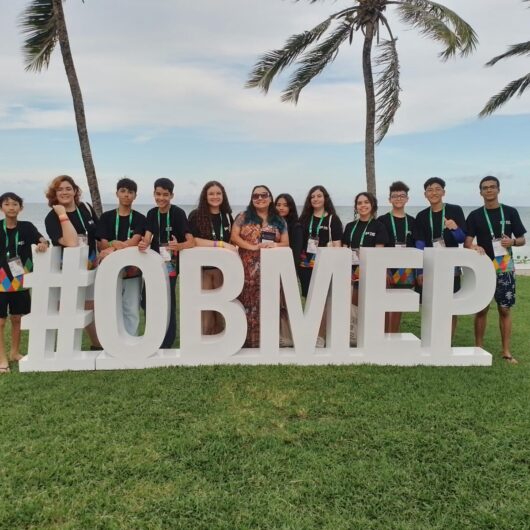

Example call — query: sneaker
[316,336,325,348]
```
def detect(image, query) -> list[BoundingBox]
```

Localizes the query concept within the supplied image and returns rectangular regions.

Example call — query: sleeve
[133,212,147,236]
[187,210,199,237]
[375,221,389,245]
[95,212,110,241]
[414,211,426,242]
[465,211,477,238]
[146,209,157,233]
[45,211,62,246]
[173,207,191,241]
[342,222,351,246]
[27,222,43,244]
[234,212,246,227]
[510,208,527,238]
[330,215,343,241]
[452,205,467,234]
[84,202,98,223]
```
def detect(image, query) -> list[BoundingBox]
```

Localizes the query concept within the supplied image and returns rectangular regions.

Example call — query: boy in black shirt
[465,176,526,364]
[96,178,146,336]
[415,177,467,339]
[0,193,48,373]
[138,178,194,348]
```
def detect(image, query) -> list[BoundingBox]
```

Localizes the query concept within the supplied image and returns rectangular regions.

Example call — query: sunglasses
[252,192,270,200]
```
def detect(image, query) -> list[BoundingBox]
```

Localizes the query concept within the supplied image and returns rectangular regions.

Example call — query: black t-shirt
[301,214,343,249]
[145,205,190,252]
[414,203,466,247]
[342,219,389,248]
[288,221,304,267]
[96,209,146,242]
[45,203,98,267]
[379,213,416,247]
[466,205,527,261]
[0,220,43,292]
[188,209,233,243]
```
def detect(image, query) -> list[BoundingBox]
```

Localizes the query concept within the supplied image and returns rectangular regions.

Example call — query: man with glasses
[414,177,467,339]
[465,176,526,364]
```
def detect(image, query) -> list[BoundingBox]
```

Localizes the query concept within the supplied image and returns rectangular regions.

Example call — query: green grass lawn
[1,278,529,529]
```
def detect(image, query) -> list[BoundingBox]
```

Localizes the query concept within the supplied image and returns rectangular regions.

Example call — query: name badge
[159,245,172,262]
[492,238,508,257]
[307,237,319,254]
[433,238,445,248]
[395,242,406,249]
[261,230,276,246]
[351,248,360,265]
[77,235,88,247]
[8,257,25,277]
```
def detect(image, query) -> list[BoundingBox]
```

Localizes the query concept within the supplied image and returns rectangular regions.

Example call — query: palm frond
[397,0,478,60]
[486,41,530,67]
[281,20,353,104]
[246,18,333,93]
[479,73,530,117]
[19,0,58,72]
[374,39,401,144]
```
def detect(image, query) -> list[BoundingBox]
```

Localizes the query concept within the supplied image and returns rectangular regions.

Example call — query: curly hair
[45,175,82,207]
[195,181,232,238]
[299,185,337,226]
[354,192,378,219]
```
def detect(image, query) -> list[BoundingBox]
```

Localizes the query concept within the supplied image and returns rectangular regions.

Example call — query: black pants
[298,267,312,298]
[161,275,177,348]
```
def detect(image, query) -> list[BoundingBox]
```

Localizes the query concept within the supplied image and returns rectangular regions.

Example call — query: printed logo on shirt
[365,232,376,237]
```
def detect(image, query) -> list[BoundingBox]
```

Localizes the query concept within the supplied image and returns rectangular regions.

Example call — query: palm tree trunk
[52,0,102,216]
[362,21,376,196]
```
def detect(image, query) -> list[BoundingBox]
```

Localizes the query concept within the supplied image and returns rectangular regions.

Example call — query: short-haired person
[138,178,194,348]
[188,181,236,335]
[45,175,101,349]
[0,193,49,373]
[379,182,416,332]
[414,177,466,339]
[465,176,527,364]
[231,185,288,348]
[342,192,388,307]
[96,178,146,336]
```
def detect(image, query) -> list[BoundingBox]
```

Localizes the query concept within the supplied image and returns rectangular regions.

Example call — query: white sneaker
[316,336,325,348]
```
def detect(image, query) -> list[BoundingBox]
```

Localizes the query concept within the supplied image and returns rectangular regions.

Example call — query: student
[138,178,194,348]
[0,193,48,373]
[379,181,416,332]
[188,181,236,335]
[231,185,288,348]
[275,193,303,347]
[465,176,526,364]
[96,178,146,336]
[414,177,466,339]
[298,185,343,347]
[342,192,388,306]
[45,175,101,349]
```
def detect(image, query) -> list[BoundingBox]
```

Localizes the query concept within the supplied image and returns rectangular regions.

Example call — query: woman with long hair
[342,192,388,306]
[188,180,237,334]
[231,185,289,347]
[44,175,101,349]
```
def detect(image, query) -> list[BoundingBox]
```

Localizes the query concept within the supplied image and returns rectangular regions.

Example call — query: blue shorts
[494,272,516,308]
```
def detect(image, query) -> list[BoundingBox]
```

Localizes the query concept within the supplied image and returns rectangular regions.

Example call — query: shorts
[494,272,516,308]
[0,290,31,318]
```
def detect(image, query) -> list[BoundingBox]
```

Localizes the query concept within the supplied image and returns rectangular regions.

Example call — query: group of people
[0,174,526,373]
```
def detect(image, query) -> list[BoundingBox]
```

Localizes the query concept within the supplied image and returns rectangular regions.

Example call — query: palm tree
[480,1,529,117]
[246,0,477,195]
[20,0,102,216]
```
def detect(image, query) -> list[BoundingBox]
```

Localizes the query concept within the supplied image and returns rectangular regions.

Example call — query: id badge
[8,257,24,277]
[433,238,445,248]
[77,235,88,247]
[395,242,406,249]
[307,237,319,254]
[159,245,172,262]
[492,238,508,257]
[351,248,360,265]
[261,230,276,246]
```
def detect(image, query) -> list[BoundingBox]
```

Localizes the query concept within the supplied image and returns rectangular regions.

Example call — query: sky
[0,0,529,207]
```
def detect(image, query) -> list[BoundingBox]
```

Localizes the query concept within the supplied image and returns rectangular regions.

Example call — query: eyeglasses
[252,193,269,200]
[390,193,408,199]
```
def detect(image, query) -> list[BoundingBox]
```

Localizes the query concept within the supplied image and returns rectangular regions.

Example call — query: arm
[231,221,259,251]
[52,205,78,247]
[175,233,195,251]
[138,231,153,252]
[194,237,237,252]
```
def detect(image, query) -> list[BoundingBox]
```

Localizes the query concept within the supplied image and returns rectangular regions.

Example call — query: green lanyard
[211,213,224,241]
[483,205,505,239]
[157,208,171,244]
[309,213,326,237]
[115,210,133,240]
[3,220,19,259]
[390,214,408,243]
[76,207,87,235]
[429,204,445,241]
[350,218,372,247]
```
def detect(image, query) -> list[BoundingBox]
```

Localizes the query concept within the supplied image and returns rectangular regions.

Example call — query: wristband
[59,215,69,223]
[213,240,217,247]
[219,241,224,248]
[109,241,114,248]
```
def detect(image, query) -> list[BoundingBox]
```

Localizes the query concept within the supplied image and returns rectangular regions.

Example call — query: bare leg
[85,300,101,348]
[9,314,23,361]
[498,306,515,362]
[0,319,9,372]
[451,315,458,342]
[474,305,489,348]
[201,270,216,335]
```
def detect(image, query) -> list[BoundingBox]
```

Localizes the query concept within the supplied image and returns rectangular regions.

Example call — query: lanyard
[429,204,445,241]
[483,205,505,239]
[157,208,171,244]
[211,213,224,241]
[115,210,133,240]
[390,214,408,243]
[350,218,372,247]
[76,207,87,235]
[3,220,19,258]
[309,213,326,237]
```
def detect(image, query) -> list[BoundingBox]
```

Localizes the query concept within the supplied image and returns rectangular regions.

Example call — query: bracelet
[109,241,114,248]
[59,216,69,223]
[213,240,217,247]
[219,241,224,248]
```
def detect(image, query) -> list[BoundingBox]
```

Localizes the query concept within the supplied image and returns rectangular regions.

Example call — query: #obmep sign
[20,246,496,372]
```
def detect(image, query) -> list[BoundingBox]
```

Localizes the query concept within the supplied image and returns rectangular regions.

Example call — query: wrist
[512,238,517,247]
[59,215,69,223]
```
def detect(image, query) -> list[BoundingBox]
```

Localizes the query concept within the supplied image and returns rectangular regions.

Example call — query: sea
[7,203,530,266]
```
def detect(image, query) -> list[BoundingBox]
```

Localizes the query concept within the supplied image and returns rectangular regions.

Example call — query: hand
[112,240,127,250]
[98,247,115,262]
[53,204,67,217]
[168,235,179,252]
[138,238,150,252]
[501,235,513,248]
[444,218,458,230]
[472,245,486,255]
[35,241,49,253]
[416,274,423,287]
[260,242,276,249]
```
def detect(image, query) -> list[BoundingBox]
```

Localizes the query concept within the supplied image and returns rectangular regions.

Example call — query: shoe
[316,336,325,348]
[0,365,10,374]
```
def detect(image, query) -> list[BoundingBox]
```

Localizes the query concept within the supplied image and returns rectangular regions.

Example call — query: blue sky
[1,0,529,206]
